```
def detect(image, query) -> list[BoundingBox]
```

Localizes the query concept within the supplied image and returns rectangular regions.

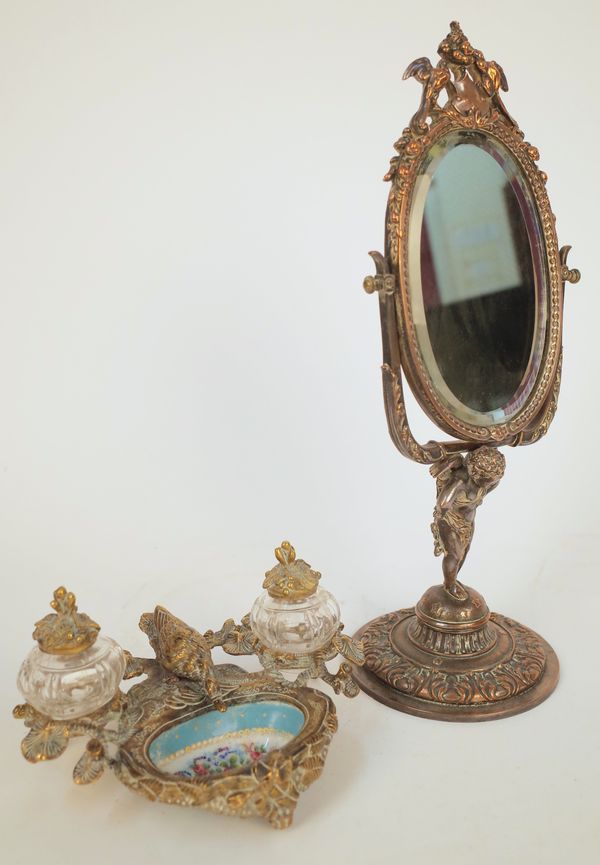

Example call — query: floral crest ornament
[33,586,100,654]
[263,541,322,601]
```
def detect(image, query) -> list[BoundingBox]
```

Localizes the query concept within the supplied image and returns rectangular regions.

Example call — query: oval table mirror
[354,21,580,721]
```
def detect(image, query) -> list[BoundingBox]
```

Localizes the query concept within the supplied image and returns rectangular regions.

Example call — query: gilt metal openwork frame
[14,560,364,827]
[354,21,579,721]
[365,22,579,461]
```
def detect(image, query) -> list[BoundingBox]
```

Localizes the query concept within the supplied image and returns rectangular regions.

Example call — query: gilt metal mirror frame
[354,21,580,721]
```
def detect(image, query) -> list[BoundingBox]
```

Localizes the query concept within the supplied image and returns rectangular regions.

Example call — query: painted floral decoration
[177,742,269,778]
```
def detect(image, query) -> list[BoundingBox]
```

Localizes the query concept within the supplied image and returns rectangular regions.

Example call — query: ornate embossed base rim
[352,613,559,722]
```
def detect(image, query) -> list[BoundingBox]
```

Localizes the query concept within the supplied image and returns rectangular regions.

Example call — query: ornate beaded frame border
[365,21,579,460]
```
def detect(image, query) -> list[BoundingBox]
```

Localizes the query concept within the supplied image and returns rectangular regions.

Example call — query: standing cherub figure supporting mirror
[353,22,580,721]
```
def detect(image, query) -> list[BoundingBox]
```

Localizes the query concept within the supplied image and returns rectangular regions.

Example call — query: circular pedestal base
[353,608,559,722]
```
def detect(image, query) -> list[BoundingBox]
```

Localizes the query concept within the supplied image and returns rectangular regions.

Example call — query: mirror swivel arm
[560,245,581,284]
[363,250,395,296]
[381,363,481,463]
[363,273,395,295]
[364,251,486,464]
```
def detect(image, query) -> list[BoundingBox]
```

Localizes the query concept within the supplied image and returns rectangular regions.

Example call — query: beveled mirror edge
[405,130,549,429]
[364,20,580,460]
[394,113,562,444]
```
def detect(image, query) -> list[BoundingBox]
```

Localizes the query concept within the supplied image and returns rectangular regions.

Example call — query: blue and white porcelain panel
[148,700,305,778]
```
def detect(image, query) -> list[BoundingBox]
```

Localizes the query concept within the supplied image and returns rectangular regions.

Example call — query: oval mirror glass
[407,130,548,426]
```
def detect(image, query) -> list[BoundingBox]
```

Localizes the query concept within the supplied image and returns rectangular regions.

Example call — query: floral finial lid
[262,541,321,601]
[33,587,100,655]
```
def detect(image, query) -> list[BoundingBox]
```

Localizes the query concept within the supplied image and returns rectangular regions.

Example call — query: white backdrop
[1,1,598,863]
